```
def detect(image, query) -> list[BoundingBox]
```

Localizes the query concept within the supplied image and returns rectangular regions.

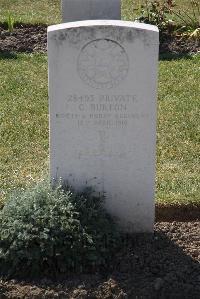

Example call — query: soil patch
[0,23,200,55]
[160,32,200,55]
[156,204,200,222]
[0,222,199,298]
[0,24,47,54]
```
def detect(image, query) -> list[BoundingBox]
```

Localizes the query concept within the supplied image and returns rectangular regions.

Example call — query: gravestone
[61,0,121,22]
[48,20,159,232]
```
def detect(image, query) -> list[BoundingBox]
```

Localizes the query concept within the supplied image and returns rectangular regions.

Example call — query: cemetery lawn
[0,53,49,205]
[157,54,200,206]
[0,0,197,24]
[0,53,199,207]
[0,0,61,24]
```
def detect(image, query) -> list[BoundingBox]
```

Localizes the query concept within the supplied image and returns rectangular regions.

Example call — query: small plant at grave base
[136,0,176,32]
[0,180,120,278]
[7,13,15,33]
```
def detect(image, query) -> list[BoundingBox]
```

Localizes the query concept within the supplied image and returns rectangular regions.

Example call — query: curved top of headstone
[48,20,159,33]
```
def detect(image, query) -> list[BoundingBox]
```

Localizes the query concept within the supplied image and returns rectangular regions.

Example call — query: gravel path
[0,222,199,298]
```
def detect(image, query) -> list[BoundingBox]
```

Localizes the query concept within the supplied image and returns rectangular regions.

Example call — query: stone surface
[61,0,121,22]
[48,20,159,232]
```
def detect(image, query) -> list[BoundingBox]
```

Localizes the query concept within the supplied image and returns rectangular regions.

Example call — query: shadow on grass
[159,52,195,61]
[0,51,18,60]
[0,229,199,298]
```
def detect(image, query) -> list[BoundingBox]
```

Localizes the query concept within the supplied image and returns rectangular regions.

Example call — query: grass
[0,54,49,204]
[0,0,61,24]
[0,53,199,206]
[0,0,198,24]
[157,54,200,205]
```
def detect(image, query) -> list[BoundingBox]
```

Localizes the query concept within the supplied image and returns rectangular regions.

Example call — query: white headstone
[61,0,121,22]
[48,20,159,233]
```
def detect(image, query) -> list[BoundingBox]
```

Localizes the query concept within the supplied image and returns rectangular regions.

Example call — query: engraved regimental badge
[77,39,129,89]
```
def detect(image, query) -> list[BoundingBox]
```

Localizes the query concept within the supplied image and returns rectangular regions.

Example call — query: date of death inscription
[55,94,150,129]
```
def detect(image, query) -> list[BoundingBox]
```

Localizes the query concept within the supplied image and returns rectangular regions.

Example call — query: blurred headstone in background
[61,0,121,22]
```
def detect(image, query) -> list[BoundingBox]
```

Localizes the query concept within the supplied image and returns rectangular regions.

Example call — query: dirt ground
[0,222,199,299]
[0,24,199,55]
